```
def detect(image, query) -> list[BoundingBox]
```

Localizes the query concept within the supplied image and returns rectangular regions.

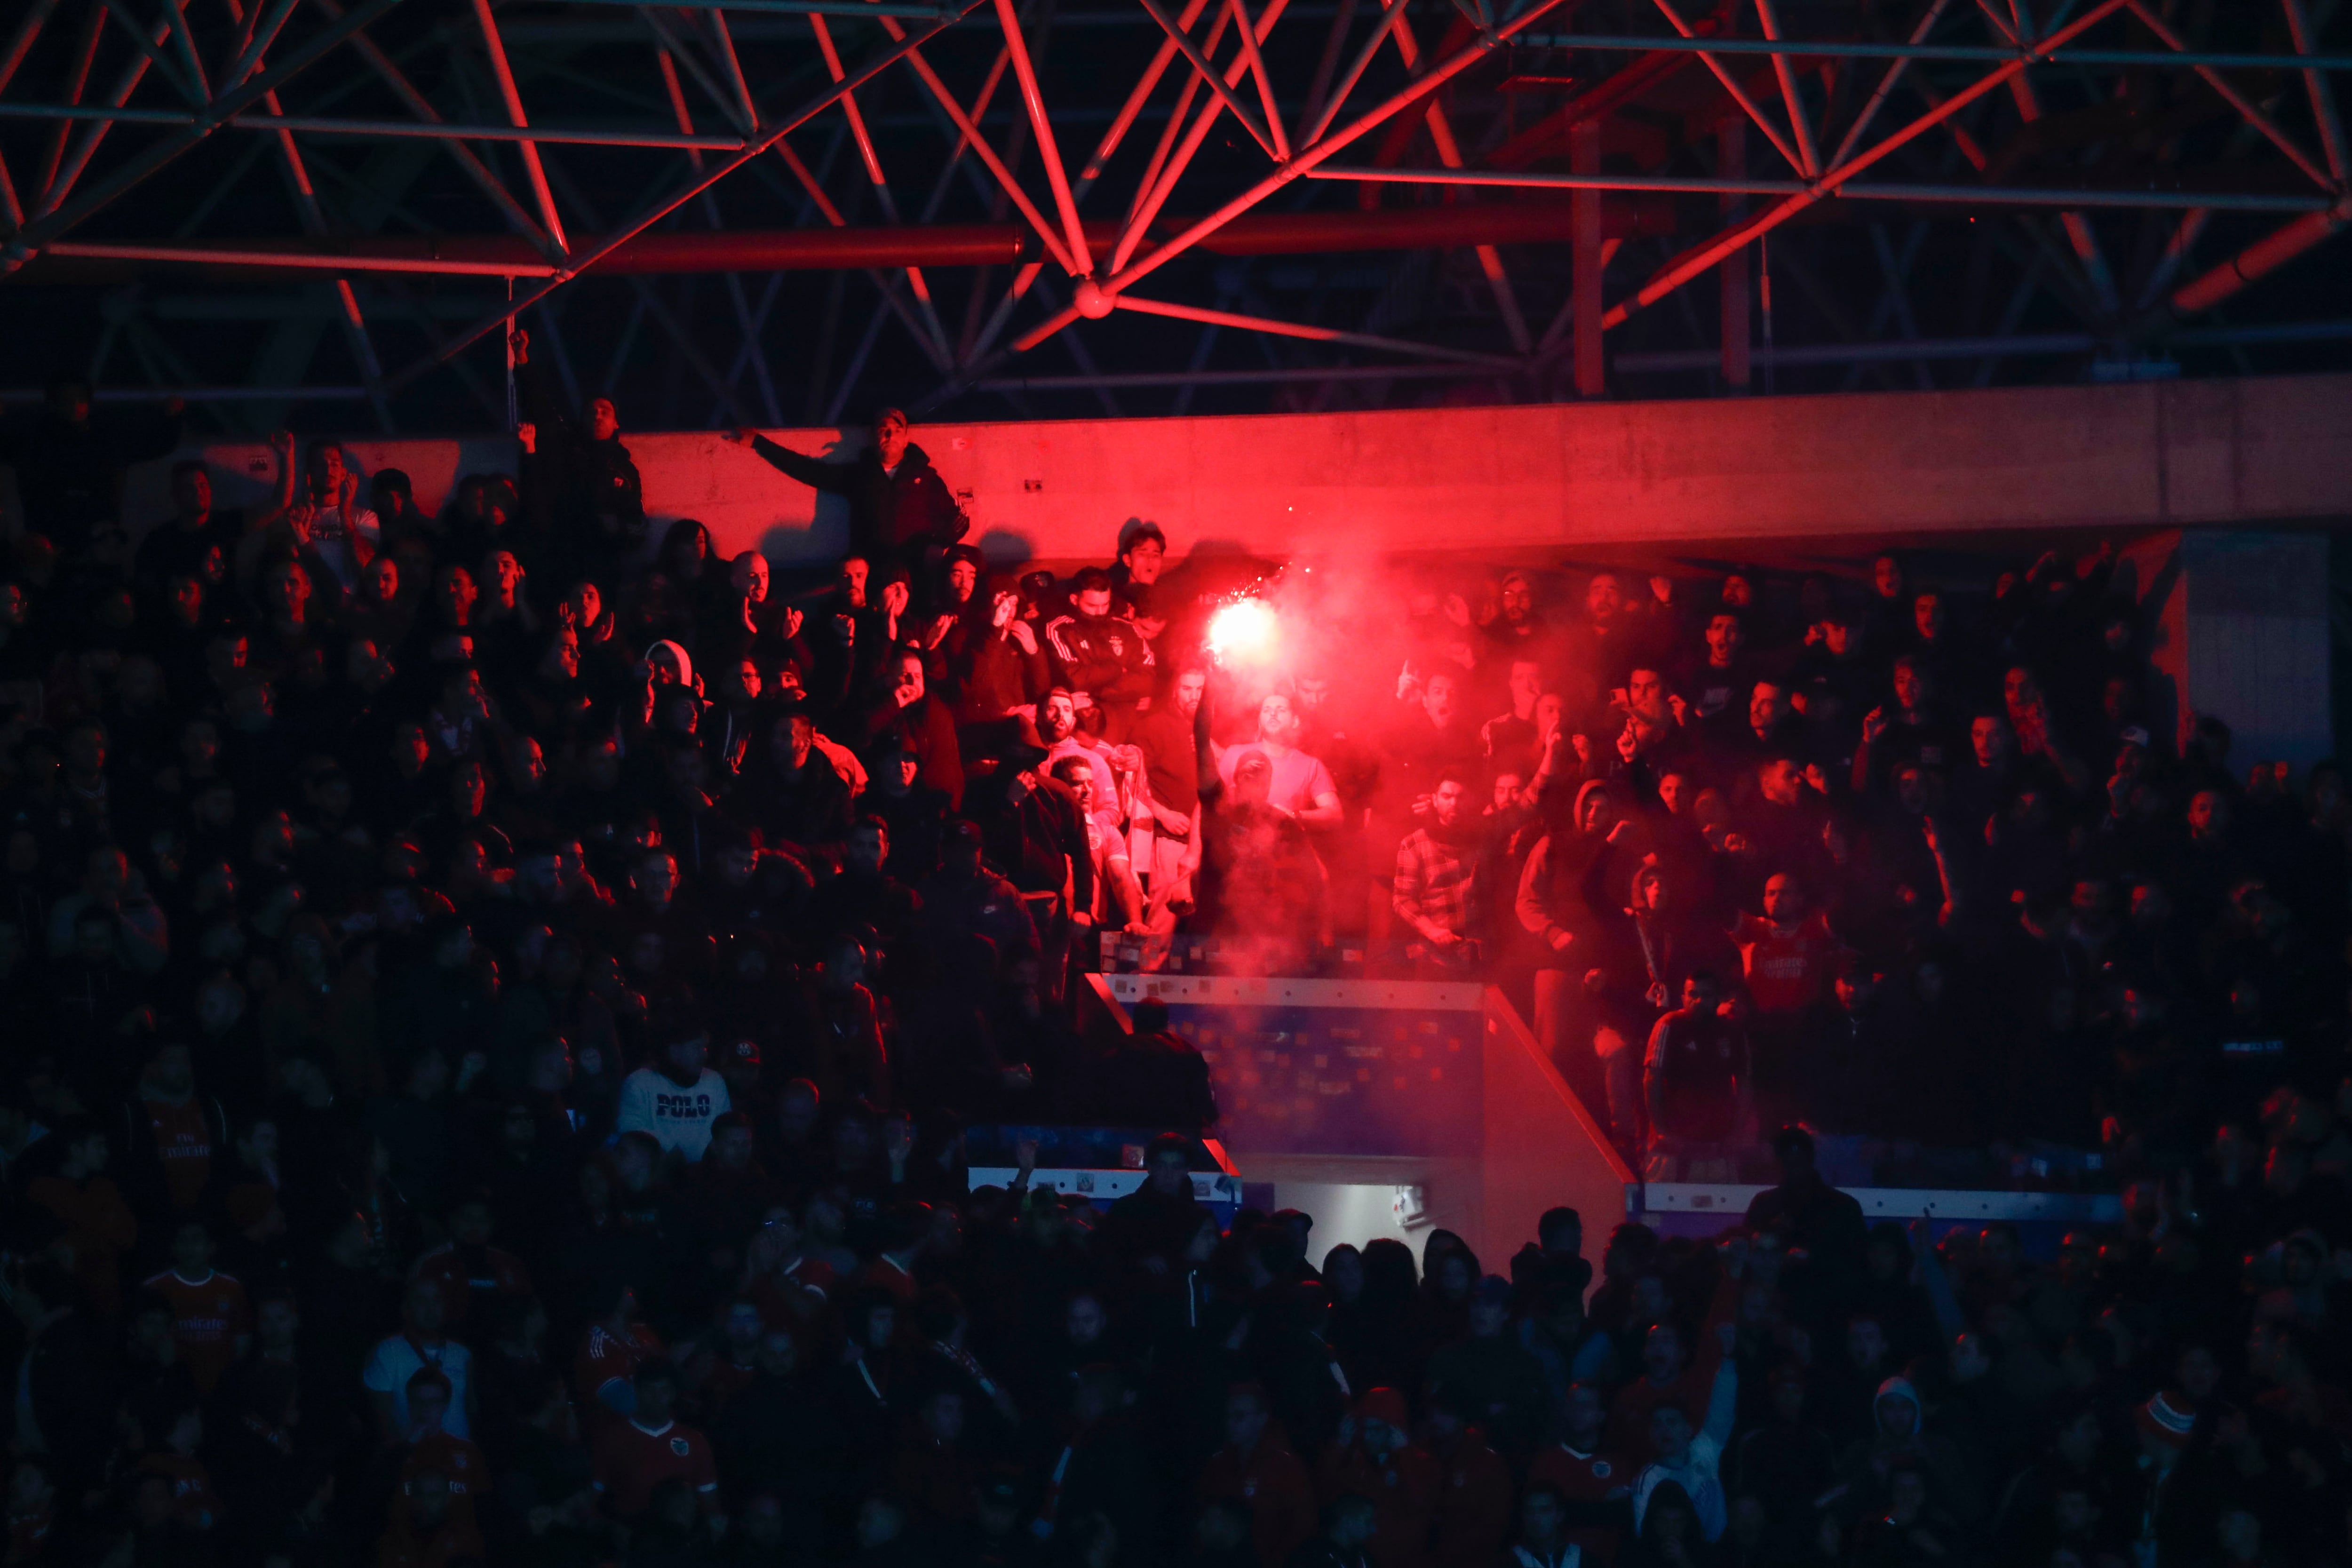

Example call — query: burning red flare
[1207,598,1278,668]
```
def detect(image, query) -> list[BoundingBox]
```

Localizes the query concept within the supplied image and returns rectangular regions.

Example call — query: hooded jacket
[1830,1373,1985,1523]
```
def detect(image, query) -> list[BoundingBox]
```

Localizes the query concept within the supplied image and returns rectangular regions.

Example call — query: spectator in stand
[616,1012,732,1166]
[3,364,2347,1568]
[1110,521,1169,645]
[1046,567,1157,743]
[1393,770,1480,971]
[1198,1381,1317,1566]
[0,377,183,558]
[140,1220,250,1395]
[1130,663,1206,922]
[723,407,967,572]
[1218,691,1343,826]
[1643,972,1750,1180]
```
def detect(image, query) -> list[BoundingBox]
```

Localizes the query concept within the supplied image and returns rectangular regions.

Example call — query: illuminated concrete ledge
[1104,974,1486,1011]
[968,1167,1243,1207]
[1636,1184,2124,1225]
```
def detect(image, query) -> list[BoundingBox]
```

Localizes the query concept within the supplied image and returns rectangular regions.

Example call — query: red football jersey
[1732,910,1838,1014]
[143,1268,249,1393]
[140,1099,214,1213]
[402,1431,490,1534]
[591,1418,718,1519]
[1526,1442,1628,1556]
[574,1321,665,1408]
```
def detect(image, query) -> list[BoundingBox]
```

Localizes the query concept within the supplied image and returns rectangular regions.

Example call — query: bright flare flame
[1207,598,1279,667]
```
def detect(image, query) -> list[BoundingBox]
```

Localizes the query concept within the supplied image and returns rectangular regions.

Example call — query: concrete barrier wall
[92,371,2352,570]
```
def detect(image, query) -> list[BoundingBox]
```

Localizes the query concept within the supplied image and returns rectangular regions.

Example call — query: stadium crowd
[0,361,2346,1568]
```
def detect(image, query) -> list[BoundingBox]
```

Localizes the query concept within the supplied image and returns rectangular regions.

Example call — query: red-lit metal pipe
[19,199,1678,282]
[2169,200,2352,315]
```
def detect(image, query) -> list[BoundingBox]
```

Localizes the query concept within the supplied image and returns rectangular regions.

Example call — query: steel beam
[217,0,393,430]
[1094,0,1576,303]
[1224,0,1290,161]
[1754,0,1819,176]
[563,0,960,15]
[0,385,370,401]
[653,46,786,424]
[1133,0,1280,159]
[0,102,756,148]
[39,0,192,220]
[1611,318,2352,372]
[1522,30,2352,70]
[993,0,1095,273]
[2170,200,2352,315]
[3,0,402,272]
[1377,4,1531,354]
[1298,0,1407,147]
[383,0,988,389]
[2281,0,2348,185]
[1650,0,1806,175]
[18,199,1683,283]
[1075,0,1213,196]
[867,9,1079,274]
[1571,118,1602,395]
[1114,293,1520,365]
[1720,119,1749,389]
[0,0,47,217]
[977,362,1499,390]
[0,0,63,96]
[97,0,199,109]
[1825,0,1955,171]
[1114,0,1291,274]
[35,3,106,204]
[1597,0,2132,333]
[806,12,954,358]
[469,0,569,253]
[1305,167,2330,211]
[2135,209,2208,310]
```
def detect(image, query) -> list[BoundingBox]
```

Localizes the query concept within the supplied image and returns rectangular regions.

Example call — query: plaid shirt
[1393,827,1477,941]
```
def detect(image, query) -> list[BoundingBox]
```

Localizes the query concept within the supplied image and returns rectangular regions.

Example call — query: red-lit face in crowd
[1122,536,1163,586]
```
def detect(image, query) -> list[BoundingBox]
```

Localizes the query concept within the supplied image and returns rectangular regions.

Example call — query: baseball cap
[728,1040,761,1067]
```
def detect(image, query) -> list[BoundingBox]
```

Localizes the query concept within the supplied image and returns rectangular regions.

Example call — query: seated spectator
[142,1219,250,1396]
[4,363,2346,1568]
[1642,973,1751,1178]
[591,1358,722,1527]
[365,1277,474,1442]
[1199,1380,1317,1566]
[617,1013,732,1166]
[1316,1387,1434,1568]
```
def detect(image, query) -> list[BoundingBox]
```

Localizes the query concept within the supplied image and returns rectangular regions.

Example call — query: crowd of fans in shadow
[0,366,2346,1567]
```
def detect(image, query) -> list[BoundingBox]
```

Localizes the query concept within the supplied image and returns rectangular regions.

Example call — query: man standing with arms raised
[723,408,967,573]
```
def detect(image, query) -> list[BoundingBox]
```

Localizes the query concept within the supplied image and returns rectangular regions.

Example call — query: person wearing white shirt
[362,1277,475,1440]
[616,1027,732,1164]
[1630,1337,1737,1543]
[293,439,380,592]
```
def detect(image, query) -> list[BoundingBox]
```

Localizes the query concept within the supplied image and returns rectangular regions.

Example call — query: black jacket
[748,435,967,565]
[516,357,644,581]
[0,404,181,553]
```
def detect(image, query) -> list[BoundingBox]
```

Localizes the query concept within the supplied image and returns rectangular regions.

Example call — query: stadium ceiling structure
[0,0,2346,431]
